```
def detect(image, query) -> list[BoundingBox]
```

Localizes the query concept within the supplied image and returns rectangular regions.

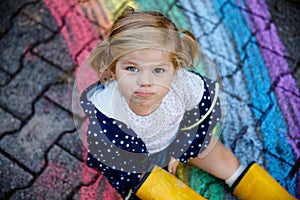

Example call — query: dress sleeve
[80,83,143,199]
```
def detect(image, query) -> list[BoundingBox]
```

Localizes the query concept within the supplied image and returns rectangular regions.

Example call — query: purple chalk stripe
[245,0,300,157]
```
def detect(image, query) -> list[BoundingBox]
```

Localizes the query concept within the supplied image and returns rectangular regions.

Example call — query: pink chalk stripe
[43,0,118,199]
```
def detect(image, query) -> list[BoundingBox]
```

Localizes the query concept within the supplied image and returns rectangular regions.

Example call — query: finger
[168,164,173,174]
[172,165,178,175]
[169,164,177,175]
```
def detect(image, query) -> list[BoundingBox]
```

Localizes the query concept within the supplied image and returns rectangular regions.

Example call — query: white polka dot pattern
[79,72,221,199]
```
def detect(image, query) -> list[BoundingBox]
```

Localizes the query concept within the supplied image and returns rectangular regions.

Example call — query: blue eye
[153,68,165,73]
[126,66,139,72]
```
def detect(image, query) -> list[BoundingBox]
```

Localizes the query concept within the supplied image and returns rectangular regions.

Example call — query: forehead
[118,49,171,65]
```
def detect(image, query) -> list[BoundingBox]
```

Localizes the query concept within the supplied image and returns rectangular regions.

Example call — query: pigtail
[119,6,135,18]
[178,30,200,69]
[87,40,114,84]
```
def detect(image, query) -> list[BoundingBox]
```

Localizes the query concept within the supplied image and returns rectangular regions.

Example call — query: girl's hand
[168,156,179,175]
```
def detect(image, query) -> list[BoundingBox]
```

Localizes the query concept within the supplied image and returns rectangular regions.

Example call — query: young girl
[80,7,296,200]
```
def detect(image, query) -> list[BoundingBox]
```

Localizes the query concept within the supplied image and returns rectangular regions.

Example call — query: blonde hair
[88,7,200,84]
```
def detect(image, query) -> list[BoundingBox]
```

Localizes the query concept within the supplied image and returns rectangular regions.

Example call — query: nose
[137,71,153,86]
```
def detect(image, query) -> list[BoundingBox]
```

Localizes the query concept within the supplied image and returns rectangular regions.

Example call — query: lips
[134,91,153,97]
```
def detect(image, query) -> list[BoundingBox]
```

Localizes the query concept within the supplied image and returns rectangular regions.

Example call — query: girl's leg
[188,135,240,180]
[188,135,297,200]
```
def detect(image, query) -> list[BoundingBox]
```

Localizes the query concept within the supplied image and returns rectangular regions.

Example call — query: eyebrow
[120,60,138,65]
[120,59,169,67]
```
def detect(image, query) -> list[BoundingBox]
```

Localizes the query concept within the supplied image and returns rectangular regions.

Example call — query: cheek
[159,87,170,97]
[157,75,175,88]
[117,78,136,97]
[155,77,174,96]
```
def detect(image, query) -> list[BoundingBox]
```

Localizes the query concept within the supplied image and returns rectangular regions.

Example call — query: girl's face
[114,49,177,116]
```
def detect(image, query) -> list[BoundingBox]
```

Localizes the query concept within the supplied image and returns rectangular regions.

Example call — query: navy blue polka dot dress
[80,72,221,199]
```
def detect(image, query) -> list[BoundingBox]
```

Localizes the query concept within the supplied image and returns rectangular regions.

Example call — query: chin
[133,99,158,107]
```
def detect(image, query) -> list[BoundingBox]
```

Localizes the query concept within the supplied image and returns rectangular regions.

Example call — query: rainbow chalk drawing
[242,0,299,193]
[181,0,298,197]
[43,0,299,199]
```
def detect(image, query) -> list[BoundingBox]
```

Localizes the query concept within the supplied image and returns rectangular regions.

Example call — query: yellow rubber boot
[135,165,206,200]
[232,162,297,200]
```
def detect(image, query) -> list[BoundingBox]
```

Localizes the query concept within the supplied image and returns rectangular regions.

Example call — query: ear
[111,70,117,80]
[173,64,180,75]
